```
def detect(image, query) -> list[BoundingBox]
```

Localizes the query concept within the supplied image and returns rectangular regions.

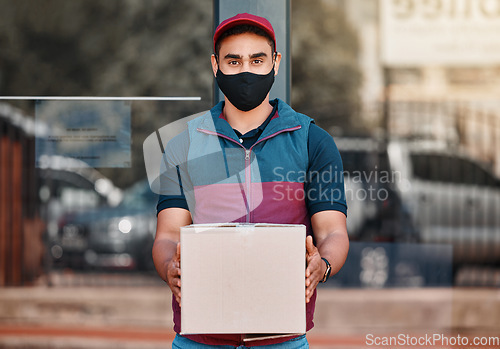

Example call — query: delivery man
[153,13,349,348]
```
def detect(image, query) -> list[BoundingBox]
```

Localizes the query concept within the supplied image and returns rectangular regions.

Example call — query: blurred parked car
[38,155,123,267]
[53,179,158,270]
[387,140,500,266]
[338,137,500,266]
[334,137,500,287]
[337,137,419,243]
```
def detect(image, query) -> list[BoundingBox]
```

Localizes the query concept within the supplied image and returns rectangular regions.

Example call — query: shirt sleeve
[156,130,191,215]
[305,123,347,216]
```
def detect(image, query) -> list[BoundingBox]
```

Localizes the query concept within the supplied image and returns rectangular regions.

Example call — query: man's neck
[223,97,273,135]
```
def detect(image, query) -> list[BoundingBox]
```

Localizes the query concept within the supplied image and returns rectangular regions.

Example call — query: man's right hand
[167,242,182,305]
[153,208,191,306]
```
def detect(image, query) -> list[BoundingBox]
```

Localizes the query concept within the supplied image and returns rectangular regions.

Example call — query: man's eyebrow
[250,52,268,58]
[223,53,242,59]
[223,52,268,59]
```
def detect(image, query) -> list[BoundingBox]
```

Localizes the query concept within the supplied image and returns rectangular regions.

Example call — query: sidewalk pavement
[0,285,499,348]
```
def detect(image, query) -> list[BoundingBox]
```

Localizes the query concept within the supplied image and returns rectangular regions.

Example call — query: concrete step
[0,286,499,348]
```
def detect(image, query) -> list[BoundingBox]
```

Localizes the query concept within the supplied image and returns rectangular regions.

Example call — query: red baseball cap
[213,13,276,53]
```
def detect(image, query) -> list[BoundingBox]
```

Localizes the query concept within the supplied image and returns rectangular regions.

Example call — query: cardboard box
[180,223,306,336]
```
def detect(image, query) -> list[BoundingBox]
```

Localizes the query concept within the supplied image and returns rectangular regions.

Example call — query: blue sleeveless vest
[174,99,318,344]
[186,99,313,232]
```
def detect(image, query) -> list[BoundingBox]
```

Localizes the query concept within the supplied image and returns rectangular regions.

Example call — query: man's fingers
[306,235,316,254]
[170,276,182,304]
[305,284,314,303]
[305,246,323,303]
[173,242,181,262]
[305,278,319,303]
[167,260,181,292]
[166,246,182,305]
[168,265,181,277]
[172,285,181,305]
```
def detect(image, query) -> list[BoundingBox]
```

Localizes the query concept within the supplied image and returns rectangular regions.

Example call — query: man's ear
[273,52,282,76]
[211,54,218,77]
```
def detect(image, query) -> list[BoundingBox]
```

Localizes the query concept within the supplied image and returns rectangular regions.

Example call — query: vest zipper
[244,149,251,222]
[197,125,302,222]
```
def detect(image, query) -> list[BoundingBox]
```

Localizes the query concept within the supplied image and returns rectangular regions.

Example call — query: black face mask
[216,66,275,112]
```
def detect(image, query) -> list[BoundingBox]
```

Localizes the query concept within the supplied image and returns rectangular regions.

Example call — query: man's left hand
[305,235,325,303]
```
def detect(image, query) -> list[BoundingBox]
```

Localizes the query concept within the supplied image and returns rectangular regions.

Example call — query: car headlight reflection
[118,218,132,234]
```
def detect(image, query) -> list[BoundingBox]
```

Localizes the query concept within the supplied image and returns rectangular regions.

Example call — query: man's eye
[252,59,263,64]
[228,61,239,65]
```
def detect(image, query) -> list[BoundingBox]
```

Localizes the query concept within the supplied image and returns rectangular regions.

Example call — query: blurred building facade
[0,104,43,286]
[337,0,500,176]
